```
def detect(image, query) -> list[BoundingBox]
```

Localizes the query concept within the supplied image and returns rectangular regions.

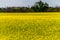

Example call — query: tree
[31,0,49,12]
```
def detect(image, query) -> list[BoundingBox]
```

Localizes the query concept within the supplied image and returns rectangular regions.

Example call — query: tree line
[0,0,60,12]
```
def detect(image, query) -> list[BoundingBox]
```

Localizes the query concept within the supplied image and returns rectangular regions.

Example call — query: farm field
[0,12,60,40]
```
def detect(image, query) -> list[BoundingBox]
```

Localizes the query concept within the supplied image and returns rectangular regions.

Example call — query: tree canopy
[0,0,59,12]
[31,0,49,12]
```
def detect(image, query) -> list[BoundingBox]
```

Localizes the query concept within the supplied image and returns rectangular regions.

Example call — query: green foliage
[31,0,49,12]
[0,0,60,12]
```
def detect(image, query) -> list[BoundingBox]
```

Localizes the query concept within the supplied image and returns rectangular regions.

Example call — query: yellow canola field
[0,12,60,40]
[0,12,60,19]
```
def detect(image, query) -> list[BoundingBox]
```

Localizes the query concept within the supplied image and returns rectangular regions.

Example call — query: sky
[0,0,60,7]
[0,0,39,7]
[42,0,60,7]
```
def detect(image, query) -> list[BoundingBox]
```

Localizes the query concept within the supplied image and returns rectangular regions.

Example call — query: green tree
[31,0,49,12]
